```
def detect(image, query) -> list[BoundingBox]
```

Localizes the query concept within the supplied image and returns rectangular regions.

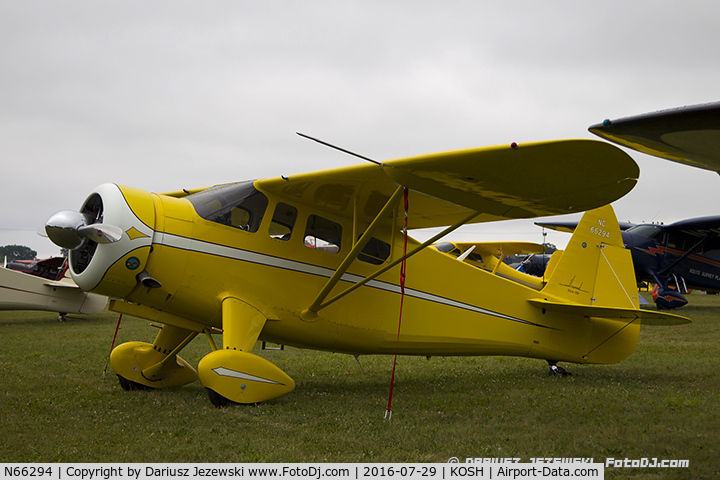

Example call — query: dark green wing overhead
[589,102,720,173]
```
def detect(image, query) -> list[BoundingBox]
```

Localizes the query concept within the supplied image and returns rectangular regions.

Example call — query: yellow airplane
[432,241,548,289]
[44,139,688,406]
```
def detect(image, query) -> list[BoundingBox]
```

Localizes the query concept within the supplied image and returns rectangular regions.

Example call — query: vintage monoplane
[0,256,107,320]
[44,139,687,405]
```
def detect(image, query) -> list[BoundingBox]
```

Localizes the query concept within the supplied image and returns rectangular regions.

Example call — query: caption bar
[2,463,605,480]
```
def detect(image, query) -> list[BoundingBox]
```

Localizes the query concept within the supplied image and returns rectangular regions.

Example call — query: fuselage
[622,225,720,293]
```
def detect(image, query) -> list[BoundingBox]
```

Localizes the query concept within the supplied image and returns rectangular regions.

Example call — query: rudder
[541,205,639,310]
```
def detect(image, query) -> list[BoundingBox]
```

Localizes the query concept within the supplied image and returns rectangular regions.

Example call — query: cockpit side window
[187,181,268,232]
[702,236,720,260]
[270,203,298,241]
[304,214,342,253]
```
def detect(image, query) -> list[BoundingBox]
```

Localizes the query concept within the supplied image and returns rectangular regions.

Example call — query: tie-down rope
[386,186,409,420]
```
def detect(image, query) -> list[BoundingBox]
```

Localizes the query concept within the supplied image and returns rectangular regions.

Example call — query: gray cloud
[1,1,719,256]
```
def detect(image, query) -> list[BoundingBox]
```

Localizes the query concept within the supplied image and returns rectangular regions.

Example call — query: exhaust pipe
[136,270,162,289]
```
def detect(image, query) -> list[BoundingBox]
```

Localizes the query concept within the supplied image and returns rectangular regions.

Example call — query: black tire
[117,375,151,391]
[207,388,234,407]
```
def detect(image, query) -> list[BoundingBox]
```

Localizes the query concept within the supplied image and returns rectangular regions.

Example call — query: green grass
[1,294,719,479]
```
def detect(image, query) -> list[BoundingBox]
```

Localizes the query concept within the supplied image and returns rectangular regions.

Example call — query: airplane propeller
[45,210,123,250]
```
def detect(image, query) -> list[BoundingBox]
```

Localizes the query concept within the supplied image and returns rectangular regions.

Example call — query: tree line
[0,245,38,262]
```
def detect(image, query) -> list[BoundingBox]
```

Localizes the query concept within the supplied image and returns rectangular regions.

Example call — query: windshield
[626,224,663,240]
[187,181,268,232]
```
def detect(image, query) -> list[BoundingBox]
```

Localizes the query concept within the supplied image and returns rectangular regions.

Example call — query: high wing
[536,219,634,233]
[662,215,720,236]
[539,216,720,237]
[257,139,638,229]
[589,102,720,173]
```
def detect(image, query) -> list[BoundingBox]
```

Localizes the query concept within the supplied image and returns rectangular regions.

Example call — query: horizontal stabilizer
[528,298,690,326]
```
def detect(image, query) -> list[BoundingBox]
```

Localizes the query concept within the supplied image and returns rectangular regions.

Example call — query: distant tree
[0,245,37,262]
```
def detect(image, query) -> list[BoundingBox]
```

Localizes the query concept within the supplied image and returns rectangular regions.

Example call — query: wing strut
[304,209,480,317]
[302,185,405,318]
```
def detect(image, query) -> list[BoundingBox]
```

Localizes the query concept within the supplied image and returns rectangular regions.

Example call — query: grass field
[1,294,719,479]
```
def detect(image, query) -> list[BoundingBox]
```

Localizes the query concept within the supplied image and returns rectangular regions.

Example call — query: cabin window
[702,236,720,259]
[269,203,298,241]
[187,181,268,232]
[358,237,391,265]
[304,215,342,253]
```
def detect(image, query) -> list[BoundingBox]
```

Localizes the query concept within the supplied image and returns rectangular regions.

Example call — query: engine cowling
[651,284,688,309]
[46,184,156,298]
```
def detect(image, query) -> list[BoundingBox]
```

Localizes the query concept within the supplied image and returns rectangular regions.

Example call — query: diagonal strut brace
[302,185,405,317]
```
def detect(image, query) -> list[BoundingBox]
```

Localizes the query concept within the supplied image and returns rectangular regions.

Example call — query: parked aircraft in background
[432,241,548,289]
[0,256,107,321]
[6,256,67,279]
[44,139,687,406]
[583,102,720,308]
[537,217,720,309]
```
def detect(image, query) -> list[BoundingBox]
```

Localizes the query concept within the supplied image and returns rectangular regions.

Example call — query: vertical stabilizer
[541,205,639,310]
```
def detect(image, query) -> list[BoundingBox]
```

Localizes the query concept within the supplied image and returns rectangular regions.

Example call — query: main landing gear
[110,298,295,407]
[207,388,234,407]
[547,360,570,377]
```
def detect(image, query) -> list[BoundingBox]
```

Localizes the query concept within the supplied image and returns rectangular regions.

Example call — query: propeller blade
[45,211,123,249]
[77,224,123,244]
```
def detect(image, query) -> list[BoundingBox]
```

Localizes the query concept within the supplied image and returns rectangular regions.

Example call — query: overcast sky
[2,1,719,258]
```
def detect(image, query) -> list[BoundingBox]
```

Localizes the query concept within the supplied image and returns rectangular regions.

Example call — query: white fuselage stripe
[156,232,541,327]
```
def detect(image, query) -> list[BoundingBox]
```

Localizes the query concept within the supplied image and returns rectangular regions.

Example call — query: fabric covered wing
[257,139,638,229]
